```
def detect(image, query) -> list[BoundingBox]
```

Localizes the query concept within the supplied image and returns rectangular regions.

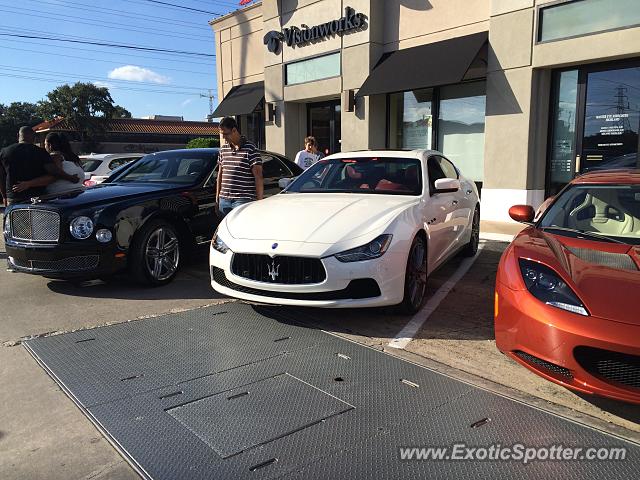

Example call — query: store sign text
[264,7,367,54]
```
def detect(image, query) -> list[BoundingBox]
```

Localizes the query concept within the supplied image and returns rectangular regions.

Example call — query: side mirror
[509,205,535,224]
[433,178,460,194]
[278,177,295,190]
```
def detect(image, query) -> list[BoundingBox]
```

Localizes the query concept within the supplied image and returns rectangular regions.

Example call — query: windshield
[286,157,422,195]
[81,160,102,172]
[539,184,640,245]
[113,150,218,185]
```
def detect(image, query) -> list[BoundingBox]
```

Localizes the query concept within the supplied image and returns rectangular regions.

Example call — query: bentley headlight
[69,216,94,240]
[211,232,230,254]
[334,234,392,262]
[519,259,588,316]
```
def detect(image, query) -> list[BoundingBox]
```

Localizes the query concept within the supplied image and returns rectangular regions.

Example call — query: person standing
[294,136,321,170]
[0,127,72,205]
[216,117,263,217]
[43,133,85,194]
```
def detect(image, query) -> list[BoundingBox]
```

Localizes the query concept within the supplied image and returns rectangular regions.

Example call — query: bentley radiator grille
[575,346,640,390]
[231,254,326,284]
[10,209,60,242]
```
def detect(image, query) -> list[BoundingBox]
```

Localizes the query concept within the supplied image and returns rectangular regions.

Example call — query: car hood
[33,183,181,209]
[513,229,640,326]
[225,193,418,244]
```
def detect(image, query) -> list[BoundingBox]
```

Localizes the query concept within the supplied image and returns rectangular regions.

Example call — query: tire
[461,207,480,257]
[130,219,181,286]
[397,235,428,315]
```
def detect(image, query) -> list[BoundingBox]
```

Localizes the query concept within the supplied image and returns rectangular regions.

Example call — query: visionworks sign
[264,7,367,54]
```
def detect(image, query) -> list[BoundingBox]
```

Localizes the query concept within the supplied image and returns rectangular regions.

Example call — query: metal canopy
[356,31,488,97]
[212,81,264,117]
[24,303,639,480]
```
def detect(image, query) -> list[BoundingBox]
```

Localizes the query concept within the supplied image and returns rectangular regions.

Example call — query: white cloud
[180,98,194,107]
[108,65,170,84]
[92,81,114,89]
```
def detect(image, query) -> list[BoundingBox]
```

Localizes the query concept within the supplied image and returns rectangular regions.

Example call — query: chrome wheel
[406,237,427,310]
[144,227,180,281]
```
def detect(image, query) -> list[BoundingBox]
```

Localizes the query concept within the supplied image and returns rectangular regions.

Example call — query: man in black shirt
[0,126,77,205]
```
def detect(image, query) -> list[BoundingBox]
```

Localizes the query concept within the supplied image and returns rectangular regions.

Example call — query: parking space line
[387,245,484,350]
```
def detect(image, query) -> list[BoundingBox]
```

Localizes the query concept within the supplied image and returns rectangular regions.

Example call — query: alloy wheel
[406,238,427,310]
[144,227,180,281]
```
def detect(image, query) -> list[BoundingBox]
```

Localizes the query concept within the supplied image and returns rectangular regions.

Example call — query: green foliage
[185,137,220,149]
[36,82,132,151]
[0,102,43,148]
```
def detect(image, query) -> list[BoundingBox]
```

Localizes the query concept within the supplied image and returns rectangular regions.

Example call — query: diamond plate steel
[24,302,640,480]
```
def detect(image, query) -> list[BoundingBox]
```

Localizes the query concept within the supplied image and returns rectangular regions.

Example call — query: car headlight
[69,216,94,240]
[95,228,112,243]
[334,234,393,262]
[211,232,230,254]
[519,258,588,316]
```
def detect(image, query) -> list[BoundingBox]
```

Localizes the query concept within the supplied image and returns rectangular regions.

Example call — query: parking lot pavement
[1,221,638,478]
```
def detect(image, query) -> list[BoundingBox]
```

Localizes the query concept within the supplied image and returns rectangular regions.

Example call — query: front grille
[10,209,60,242]
[212,267,380,300]
[514,351,573,380]
[10,255,99,272]
[231,253,326,284]
[575,346,640,390]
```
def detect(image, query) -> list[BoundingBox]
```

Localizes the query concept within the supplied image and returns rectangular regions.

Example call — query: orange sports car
[495,169,640,404]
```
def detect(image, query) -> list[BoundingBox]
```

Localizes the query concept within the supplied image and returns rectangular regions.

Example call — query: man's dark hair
[18,126,35,142]
[219,116,239,132]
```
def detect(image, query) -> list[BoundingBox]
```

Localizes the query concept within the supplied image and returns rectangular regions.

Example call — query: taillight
[83,179,96,187]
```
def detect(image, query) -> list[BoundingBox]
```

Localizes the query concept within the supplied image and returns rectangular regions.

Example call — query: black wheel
[397,235,428,315]
[461,207,480,257]
[130,219,181,286]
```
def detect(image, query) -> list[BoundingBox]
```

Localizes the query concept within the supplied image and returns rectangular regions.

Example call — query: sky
[0,0,253,121]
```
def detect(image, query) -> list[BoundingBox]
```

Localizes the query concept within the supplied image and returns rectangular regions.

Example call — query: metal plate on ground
[24,303,639,480]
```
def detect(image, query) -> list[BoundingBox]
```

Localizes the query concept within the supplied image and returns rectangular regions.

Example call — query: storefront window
[437,82,486,182]
[388,89,433,150]
[538,0,640,43]
[286,52,341,86]
[548,70,579,194]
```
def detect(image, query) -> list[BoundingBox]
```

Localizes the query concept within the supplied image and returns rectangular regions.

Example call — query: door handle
[452,200,458,206]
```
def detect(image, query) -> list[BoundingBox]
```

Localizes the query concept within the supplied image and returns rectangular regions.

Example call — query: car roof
[322,149,440,160]
[572,169,640,185]
[80,153,146,160]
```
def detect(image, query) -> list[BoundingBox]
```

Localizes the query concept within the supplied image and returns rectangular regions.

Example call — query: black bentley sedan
[3,148,302,285]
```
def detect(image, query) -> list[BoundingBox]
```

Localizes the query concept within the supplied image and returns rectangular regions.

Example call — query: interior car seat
[568,189,639,235]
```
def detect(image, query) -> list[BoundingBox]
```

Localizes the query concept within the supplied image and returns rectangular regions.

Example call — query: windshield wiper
[540,226,627,244]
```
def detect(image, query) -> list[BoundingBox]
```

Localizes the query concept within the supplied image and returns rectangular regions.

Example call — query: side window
[108,157,139,170]
[437,156,459,179]
[427,156,447,195]
[261,155,288,178]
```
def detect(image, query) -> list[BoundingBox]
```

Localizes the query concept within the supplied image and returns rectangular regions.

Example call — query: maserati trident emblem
[267,261,280,281]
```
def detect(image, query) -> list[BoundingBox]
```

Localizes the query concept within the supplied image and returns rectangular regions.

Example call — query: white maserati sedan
[209,150,479,313]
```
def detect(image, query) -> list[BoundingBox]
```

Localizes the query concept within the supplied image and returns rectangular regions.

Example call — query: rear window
[81,160,102,172]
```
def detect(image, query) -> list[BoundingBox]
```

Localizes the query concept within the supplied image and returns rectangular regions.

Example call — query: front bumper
[5,238,126,279]
[495,281,640,404]
[209,244,406,308]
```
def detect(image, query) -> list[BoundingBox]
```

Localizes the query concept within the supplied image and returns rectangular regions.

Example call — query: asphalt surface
[0,217,638,479]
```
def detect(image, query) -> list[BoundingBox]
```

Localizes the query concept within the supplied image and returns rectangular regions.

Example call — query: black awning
[212,81,264,117]
[356,32,488,98]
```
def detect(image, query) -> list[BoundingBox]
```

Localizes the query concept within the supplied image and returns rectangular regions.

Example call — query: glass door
[307,101,341,156]
[547,61,640,196]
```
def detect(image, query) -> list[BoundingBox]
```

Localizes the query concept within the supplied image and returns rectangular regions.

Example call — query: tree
[37,82,132,151]
[0,102,43,148]
[185,137,220,149]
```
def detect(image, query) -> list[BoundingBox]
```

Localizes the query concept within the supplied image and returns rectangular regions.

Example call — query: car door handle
[452,200,458,206]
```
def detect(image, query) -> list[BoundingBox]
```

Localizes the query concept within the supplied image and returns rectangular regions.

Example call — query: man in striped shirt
[216,116,263,217]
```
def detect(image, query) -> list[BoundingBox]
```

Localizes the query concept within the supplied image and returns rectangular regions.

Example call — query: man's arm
[0,156,7,205]
[12,175,56,192]
[252,164,264,200]
[216,164,223,202]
